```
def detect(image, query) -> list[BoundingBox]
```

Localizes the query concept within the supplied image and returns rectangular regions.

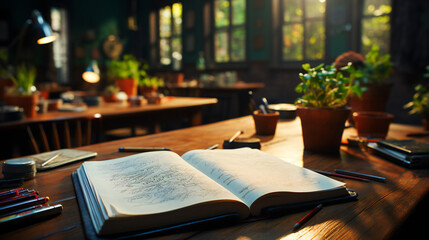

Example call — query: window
[360,0,391,55]
[158,3,182,70]
[280,0,326,62]
[213,0,246,63]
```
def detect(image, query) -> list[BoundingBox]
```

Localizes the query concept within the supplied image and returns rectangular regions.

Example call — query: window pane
[305,0,325,19]
[231,27,245,61]
[305,20,325,59]
[160,38,171,65]
[283,0,302,23]
[215,31,229,62]
[172,37,182,70]
[282,24,303,61]
[232,0,245,25]
[215,0,230,28]
[363,0,391,16]
[159,6,171,38]
[172,3,182,35]
[362,15,390,55]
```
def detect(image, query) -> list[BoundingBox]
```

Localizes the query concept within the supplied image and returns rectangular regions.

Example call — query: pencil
[206,144,219,150]
[229,131,243,143]
[118,147,170,152]
[310,169,369,182]
[41,153,61,167]
[335,169,386,182]
[293,204,323,231]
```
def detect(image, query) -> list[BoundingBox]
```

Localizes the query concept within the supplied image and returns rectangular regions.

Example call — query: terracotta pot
[349,83,392,113]
[115,78,138,97]
[353,111,394,139]
[140,86,158,97]
[252,110,280,135]
[4,93,39,118]
[297,107,350,153]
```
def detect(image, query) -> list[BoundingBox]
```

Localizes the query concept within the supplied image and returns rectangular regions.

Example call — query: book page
[81,151,245,218]
[182,148,346,214]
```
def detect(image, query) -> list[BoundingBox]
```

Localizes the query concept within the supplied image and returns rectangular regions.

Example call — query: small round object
[2,158,37,180]
[268,103,297,120]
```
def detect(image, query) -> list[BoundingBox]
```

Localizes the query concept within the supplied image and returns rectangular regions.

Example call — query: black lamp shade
[31,10,56,44]
[82,60,100,83]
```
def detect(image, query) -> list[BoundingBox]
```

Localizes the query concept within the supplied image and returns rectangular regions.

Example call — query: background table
[0,116,427,239]
[164,82,265,122]
[0,97,217,159]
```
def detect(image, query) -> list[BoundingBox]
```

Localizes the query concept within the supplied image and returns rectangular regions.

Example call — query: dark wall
[1,0,429,125]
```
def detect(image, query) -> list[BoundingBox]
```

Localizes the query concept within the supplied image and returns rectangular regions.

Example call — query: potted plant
[404,66,429,129]
[139,74,164,97]
[102,85,120,102]
[4,63,39,117]
[107,54,147,97]
[336,45,394,113]
[295,62,363,153]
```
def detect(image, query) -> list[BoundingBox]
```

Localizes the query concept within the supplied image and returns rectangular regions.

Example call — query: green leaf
[302,63,310,72]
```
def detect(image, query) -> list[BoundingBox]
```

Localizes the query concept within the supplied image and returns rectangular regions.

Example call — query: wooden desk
[0,97,217,159]
[0,116,428,239]
[165,82,265,122]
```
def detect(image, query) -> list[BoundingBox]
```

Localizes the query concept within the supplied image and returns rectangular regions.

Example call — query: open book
[75,148,352,236]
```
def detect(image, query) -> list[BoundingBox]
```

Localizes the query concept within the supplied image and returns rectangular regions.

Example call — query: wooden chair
[26,117,97,154]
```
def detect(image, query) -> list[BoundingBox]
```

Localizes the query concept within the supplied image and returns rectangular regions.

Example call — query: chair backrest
[26,117,95,154]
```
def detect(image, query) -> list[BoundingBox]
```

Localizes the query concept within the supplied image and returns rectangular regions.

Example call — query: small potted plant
[295,62,363,153]
[107,54,147,97]
[139,74,164,97]
[102,84,120,102]
[404,66,429,129]
[4,63,39,117]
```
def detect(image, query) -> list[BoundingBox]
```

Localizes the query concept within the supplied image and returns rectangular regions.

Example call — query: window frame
[205,0,248,70]
[150,2,183,71]
[357,0,392,56]
[273,0,327,69]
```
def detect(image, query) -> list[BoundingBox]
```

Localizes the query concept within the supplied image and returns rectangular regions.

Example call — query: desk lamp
[8,10,56,49]
[82,60,100,83]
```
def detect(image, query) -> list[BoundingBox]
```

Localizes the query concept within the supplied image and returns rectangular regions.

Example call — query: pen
[229,131,243,143]
[261,97,270,110]
[259,104,268,114]
[0,197,49,215]
[206,144,219,150]
[335,169,386,182]
[118,147,171,152]
[0,204,43,219]
[0,192,38,207]
[0,188,23,200]
[41,153,61,167]
[310,169,369,182]
[0,204,63,227]
[293,204,323,231]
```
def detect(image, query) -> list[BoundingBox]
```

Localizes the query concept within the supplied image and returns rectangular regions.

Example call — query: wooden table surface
[0,116,428,240]
[0,97,218,128]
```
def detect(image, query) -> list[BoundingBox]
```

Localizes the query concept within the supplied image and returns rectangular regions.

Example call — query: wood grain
[0,116,427,240]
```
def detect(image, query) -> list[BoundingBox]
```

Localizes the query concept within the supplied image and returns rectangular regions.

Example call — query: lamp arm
[7,19,32,51]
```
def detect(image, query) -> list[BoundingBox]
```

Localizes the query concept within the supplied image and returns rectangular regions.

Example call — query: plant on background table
[4,63,39,117]
[107,54,147,97]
